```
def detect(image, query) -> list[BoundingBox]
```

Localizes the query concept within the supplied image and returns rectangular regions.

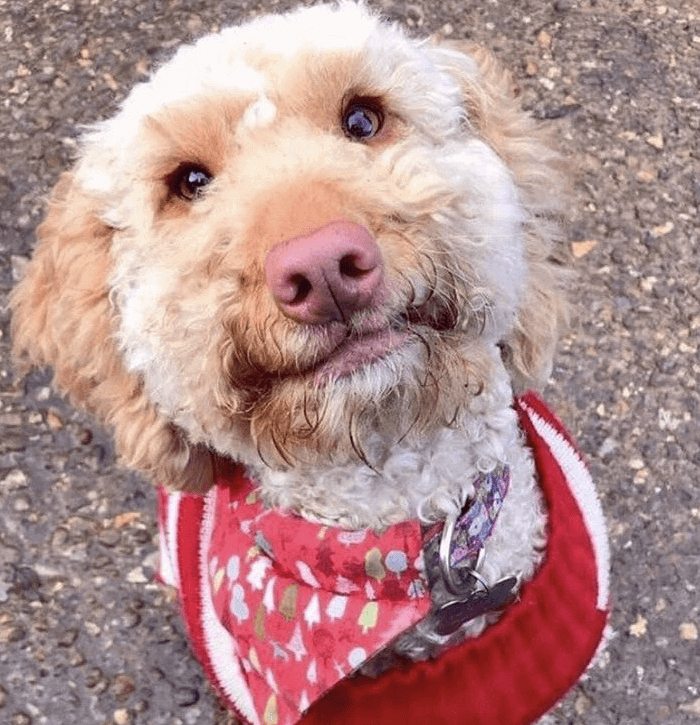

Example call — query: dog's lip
[311,324,410,381]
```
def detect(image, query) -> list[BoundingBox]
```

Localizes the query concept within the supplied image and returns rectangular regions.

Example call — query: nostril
[289,274,313,304]
[339,253,370,279]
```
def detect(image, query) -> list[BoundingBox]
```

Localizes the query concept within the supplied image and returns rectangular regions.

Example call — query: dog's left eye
[169,164,213,201]
[342,101,383,141]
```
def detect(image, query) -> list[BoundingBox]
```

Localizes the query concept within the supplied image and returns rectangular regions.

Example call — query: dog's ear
[429,41,570,390]
[11,171,214,492]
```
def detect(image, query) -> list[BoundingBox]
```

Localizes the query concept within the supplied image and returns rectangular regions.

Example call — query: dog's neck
[241,361,519,530]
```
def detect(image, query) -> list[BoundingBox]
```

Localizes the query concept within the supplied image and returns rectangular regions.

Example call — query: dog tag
[433,576,519,637]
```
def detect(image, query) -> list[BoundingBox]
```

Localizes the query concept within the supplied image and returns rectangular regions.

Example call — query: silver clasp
[437,509,488,596]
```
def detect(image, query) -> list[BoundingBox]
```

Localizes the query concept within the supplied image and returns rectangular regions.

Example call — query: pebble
[574,691,592,715]
[112,673,136,701]
[13,495,31,512]
[629,614,648,638]
[97,528,121,547]
[537,29,552,49]
[45,409,64,430]
[56,628,78,647]
[598,437,619,457]
[67,649,86,667]
[113,708,132,725]
[646,134,664,149]
[175,687,200,707]
[121,609,141,629]
[50,527,70,548]
[679,622,698,641]
[84,667,104,689]
[1,470,28,490]
[113,512,141,528]
[103,73,120,91]
[651,221,674,238]
[0,624,27,643]
[126,567,147,584]
[84,622,101,637]
[91,678,109,695]
[636,169,656,182]
[571,240,599,258]
[524,59,538,76]
[680,699,700,715]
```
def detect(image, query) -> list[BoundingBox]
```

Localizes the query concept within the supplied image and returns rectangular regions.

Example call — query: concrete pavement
[1,0,698,723]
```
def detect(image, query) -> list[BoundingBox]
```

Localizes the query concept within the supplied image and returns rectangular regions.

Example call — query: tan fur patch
[11,173,209,491]
[272,49,404,146]
[141,96,250,216]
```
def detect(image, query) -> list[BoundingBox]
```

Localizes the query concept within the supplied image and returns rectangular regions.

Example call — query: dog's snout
[264,221,383,323]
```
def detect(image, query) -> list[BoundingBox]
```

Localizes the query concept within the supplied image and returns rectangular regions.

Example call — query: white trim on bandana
[160,491,182,588]
[199,486,261,725]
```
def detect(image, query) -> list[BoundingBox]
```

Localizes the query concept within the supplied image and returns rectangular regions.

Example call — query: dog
[12,3,609,724]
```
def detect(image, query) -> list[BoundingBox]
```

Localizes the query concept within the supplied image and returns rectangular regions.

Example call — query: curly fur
[12,1,568,675]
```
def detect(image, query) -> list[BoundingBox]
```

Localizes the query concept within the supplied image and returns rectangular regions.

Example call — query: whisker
[348,412,377,472]
[269,427,294,467]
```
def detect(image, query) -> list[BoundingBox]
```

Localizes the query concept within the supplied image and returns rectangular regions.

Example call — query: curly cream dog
[12,0,570,708]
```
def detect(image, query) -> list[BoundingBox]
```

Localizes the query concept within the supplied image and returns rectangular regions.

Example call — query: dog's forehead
[139,4,394,114]
[126,2,470,134]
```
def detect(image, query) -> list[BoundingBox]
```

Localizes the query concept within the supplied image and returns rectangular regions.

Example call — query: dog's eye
[342,102,383,141]
[169,164,213,201]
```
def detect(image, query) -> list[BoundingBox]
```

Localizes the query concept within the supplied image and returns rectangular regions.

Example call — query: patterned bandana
[206,471,431,724]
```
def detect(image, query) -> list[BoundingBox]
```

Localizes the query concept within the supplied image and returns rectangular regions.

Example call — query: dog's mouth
[221,289,463,395]
[302,295,459,382]
[311,323,411,381]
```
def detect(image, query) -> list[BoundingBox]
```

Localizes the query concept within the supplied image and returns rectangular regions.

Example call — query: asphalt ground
[0,0,698,723]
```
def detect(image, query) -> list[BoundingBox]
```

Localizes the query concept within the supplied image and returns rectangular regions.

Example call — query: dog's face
[12,2,566,492]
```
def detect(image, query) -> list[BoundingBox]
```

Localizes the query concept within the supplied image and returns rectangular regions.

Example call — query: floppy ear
[11,171,214,492]
[430,42,570,390]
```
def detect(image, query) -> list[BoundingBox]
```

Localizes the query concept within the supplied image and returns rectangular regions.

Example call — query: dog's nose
[264,221,383,323]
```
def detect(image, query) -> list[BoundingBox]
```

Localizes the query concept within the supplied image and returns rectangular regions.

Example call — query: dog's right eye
[168,164,213,201]
[342,98,384,141]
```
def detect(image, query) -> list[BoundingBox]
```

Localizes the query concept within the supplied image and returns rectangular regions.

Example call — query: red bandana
[157,392,611,725]
[205,475,431,723]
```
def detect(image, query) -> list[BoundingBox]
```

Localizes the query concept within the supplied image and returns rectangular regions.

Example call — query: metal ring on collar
[438,510,488,596]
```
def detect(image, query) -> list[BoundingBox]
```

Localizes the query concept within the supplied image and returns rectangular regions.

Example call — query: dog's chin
[219,327,491,474]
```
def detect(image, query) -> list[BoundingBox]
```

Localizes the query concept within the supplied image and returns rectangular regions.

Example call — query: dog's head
[12,2,567,492]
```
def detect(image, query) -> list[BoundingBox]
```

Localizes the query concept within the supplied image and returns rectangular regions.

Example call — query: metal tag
[433,576,519,637]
